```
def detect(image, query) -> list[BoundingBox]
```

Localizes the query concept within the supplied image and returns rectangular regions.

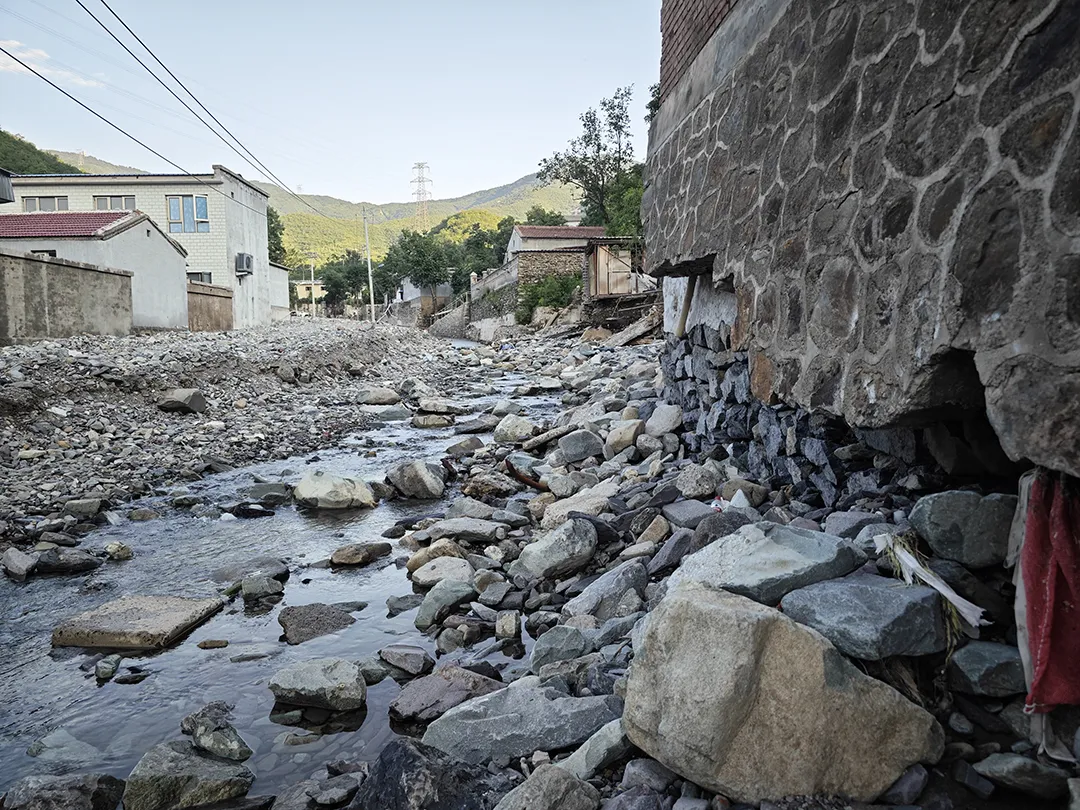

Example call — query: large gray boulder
[909,490,1017,568]
[294,471,376,509]
[509,519,598,580]
[123,740,254,810]
[386,460,447,500]
[277,603,355,644]
[423,684,622,764]
[562,560,648,622]
[330,542,391,567]
[415,579,477,630]
[493,414,538,443]
[389,665,506,723]
[559,430,605,463]
[644,403,683,437]
[972,753,1070,799]
[780,574,947,660]
[494,764,600,810]
[158,388,206,414]
[557,719,632,780]
[531,625,592,673]
[666,523,865,606]
[426,518,505,544]
[541,478,620,529]
[3,773,125,810]
[624,582,944,803]
[180,701,252,761]
[268,658,367,710]
[948,641,1026,696]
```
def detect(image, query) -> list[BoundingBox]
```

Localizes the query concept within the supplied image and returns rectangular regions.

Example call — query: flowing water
[0,364,560,794]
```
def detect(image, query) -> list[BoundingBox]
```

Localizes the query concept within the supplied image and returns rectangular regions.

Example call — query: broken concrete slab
[52,595,224,649]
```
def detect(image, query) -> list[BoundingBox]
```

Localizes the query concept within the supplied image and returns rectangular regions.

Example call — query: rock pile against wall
[645,0,1080,478]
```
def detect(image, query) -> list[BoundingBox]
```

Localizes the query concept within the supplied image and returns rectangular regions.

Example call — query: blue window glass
[168,196,181,220]
[194,196,208,219]
[197,221,210,233]
[182,196,195,233]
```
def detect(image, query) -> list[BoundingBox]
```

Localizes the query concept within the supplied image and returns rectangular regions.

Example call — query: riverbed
[0,365,560,794]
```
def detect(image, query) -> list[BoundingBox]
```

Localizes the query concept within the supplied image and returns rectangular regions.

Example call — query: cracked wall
[646,0,1080,478]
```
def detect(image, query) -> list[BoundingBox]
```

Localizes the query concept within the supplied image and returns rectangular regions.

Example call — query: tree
[319,250,368,315]
[524,205,567,226]
[538,86,636,227]
[382,230,450,310]
[606,163,644,238]
[266,206,286,264]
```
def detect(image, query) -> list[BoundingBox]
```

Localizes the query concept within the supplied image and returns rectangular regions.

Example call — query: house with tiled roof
[0,210,189,330]
[504,224,607,263]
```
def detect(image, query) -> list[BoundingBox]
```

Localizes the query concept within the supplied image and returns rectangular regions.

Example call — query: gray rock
[378,643,435,676]
[123,740,254,810]
[386,460,446,500]
[494,764,600,810]
[35,547,102,574]
[509,519,598,580]
[330,542,391,567]
[823,510,883,539]
[531,625,592,673]
[780,574,947,659]
[25,728,101,762]
[446,496,496,520]
[644,403,683,437]
[293,471,376,509]
[412,556,474,588]
[646,529,694,575]
[606,420,645,455]
[63,498,103,517]
[493,414,538,443]
[415,579,477,630]
[557,719,631,780]
[559,430,605,463]
[853,522,903,556]
[180,701,252,761]
[973,753,1069,799]
[268,658,367,710]
[389,665,505,723]
[909,490,1017,568]
[387,593,425,616]
[621,758,677,792]
[158,388,207,414]
[3,773,125,810]
[691,510,755,548]
[423,684,622,764]
[675,464,719,499]
[427,518,505,544]
[241,576,283,601]
[949,641,1027,697]
[562,561,648,622]
[277,603,355,644]
[880,763,929,805]
[668,523,866,606]
[210,556,288,584]
[661,500,715,529]
[2,546,37,581]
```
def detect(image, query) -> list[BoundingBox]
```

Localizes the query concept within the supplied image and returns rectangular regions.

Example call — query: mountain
[47,150,146,175]
[0,131,80,174]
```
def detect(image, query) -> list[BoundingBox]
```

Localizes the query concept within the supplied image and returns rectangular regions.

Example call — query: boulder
[667,523,865,606]
[2,546,37,581]
[624,582,944,803]
[158,388,207,414]
[780,574,948,660]
[277,603,355,644]
[413,414,455,428]
[423,684,622,764]
[692,510,755,548]
[509,519,598,580]
[675,464,719,499]
[406,538,468,573]
[52,595,223,650]
[378,643,435,676]
[605,420,645,455]
[562,560,648,622]
[948,641,1026,696]
[180,701,252,761]
[661,500,714,529]
[557,719,632,780]
[541,478,620,529]
[427,518,505,544]
[210,556,288,584]
[3,773,125,810]
[972,753,1069,799]
[294,471,376,509]
[559,430,605,464]
[494,764,600,810]
[268,658,367,710]
[390,665,506,723]
[494,414,538,443]
[823,510,884,539]
[123,740,254,810]
[386,460,447,500]
[35,547,102,574]
[909,490,1018,568]
[531,625,592,672]
[240,575,283,602]
[446,497,496,520]
[446,436,485,458]
[358,386,401,405]
[418,398,471,415]
[644,403,683,437]
[412,556,475,588]
[462,471,520,499]
[415,579,477,630]
[719,478,769,508]
[330,542,391,567]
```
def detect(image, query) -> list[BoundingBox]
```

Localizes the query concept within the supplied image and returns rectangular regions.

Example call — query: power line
[0,44,266,219]
[82,0,334,222]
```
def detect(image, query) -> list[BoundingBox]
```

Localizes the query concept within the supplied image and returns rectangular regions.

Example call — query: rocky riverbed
[1,320,1074,810]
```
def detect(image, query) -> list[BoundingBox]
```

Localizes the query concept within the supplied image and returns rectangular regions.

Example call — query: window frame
[22,196,68,212]
[186,270,213,284]
[94,195,136,211]
[166,194,210,233]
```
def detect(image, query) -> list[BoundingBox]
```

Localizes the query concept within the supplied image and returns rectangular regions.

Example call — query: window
[94,195,135,210]
[30,249,57,257]
[167,195,209,233]
[187,271,212,284]
[22,197,68,212]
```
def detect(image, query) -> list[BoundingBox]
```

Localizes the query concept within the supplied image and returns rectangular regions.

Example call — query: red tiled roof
[515,225,606,239]
[0,211,132,238]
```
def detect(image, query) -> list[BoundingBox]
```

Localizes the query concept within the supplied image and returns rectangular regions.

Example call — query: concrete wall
[428,299,470,339]
[645,0,1080,478]
[0,226,188,330]
[187,282,233,332]
[0,251,131,344]
[269,264,290,322]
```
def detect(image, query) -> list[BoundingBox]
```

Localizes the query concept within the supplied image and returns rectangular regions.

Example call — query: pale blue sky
[1,0,662,203]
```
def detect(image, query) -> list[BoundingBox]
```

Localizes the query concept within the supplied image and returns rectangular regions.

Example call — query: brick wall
[660,0,740,102]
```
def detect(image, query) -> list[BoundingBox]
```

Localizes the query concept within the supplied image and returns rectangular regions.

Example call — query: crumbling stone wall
[515,250,586,288]
[645,0,1080,478]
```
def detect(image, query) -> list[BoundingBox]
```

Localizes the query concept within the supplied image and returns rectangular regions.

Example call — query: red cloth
[1023,471,1080,713]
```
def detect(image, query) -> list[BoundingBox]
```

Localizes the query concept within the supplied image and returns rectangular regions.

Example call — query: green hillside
[47,150,146,175]
[0,131,80,174]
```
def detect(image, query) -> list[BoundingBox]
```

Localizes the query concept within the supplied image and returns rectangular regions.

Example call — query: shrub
[516,276,581,324]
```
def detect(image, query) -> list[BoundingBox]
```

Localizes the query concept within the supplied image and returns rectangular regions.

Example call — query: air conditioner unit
[235,253,254,276]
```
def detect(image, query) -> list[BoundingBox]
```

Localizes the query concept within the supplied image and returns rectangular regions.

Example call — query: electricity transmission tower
[411,162,432,231]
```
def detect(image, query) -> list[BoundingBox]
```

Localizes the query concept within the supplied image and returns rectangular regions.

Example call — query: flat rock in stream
[52,596,224,650]
[210,556,289,584]
[124,740,254,810]
[3,773,126,810]
[389,665,506,723]
[330,542,391,567]
[278,603,356,644]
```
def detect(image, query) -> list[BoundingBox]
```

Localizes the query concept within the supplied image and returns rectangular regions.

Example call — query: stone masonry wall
[471,281,518,324]
[515,250,587,289]
[644,0,1080,478]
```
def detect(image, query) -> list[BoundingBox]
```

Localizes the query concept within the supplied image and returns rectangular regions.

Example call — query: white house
[269,261,291,321]
[504,224,607,263]
[1,165,274,328]
[0,210,188,329]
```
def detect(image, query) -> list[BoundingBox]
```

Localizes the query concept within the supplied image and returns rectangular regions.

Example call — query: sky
[0,0,662,204]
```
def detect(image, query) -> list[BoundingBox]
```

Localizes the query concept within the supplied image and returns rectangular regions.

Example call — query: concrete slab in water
[52,595,224,650]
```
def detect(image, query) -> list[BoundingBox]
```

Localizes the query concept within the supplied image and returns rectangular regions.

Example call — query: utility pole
[363,207,376,323]
[305,250,318,317]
